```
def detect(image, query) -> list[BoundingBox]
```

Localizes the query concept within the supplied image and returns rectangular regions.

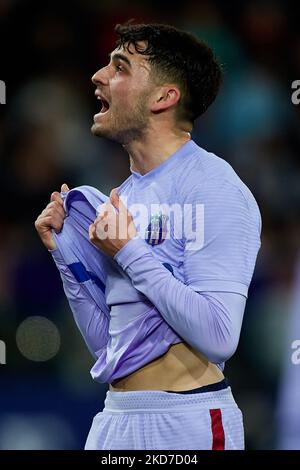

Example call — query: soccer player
[35,23,261,450]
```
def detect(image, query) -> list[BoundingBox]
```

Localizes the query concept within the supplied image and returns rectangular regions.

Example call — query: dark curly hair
[115,22,223,123]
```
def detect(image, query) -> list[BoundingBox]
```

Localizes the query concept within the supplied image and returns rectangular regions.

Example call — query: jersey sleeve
[49,186,112,359]
[183,178,261,297]
[114,237,246,364]
[50,247,110,359]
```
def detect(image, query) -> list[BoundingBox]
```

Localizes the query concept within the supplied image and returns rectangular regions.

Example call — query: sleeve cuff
[48,247,64,264]
[113,236,151,270]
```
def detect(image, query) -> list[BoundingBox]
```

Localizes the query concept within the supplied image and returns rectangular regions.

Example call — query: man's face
[91,43,154,144]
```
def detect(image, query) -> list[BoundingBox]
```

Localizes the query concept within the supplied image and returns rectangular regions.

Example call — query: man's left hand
[89,188,137,257]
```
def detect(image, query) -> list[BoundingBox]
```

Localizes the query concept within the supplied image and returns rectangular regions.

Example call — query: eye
[115,64,123,72]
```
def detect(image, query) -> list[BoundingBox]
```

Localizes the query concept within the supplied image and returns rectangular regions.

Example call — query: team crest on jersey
[145,212,168,246]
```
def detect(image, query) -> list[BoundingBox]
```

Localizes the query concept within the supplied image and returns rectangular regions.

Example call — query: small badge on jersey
[145,212,168,246]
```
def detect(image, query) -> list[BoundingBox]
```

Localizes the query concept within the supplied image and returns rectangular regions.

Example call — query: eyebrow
[109,52,132,68]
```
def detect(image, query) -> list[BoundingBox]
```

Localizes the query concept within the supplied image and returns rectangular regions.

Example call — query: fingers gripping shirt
[50,140,261,383]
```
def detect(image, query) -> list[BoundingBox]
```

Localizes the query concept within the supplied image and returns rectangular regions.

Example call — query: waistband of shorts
[103,384,237,413]
[164,377,229,394]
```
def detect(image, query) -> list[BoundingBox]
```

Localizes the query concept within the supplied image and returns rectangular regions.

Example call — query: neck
[123,128,191,176]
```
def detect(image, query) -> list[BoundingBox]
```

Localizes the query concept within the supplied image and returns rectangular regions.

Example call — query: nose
[91,66,109,86]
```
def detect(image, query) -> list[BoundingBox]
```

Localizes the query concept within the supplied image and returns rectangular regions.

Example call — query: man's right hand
[35,183,70,250]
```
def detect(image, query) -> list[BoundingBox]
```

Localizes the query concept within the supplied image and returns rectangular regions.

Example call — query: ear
[150,86,181,113]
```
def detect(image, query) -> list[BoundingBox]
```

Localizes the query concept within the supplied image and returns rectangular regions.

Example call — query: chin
[91,123,120,143]
[91,123,105,136]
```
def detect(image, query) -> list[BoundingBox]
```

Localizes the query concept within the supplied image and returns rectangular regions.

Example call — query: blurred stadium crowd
[0,0,299,449]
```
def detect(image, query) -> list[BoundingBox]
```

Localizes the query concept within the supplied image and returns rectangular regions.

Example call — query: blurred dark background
[0,0,300,449]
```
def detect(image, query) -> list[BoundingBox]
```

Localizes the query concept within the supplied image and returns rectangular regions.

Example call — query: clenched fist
[34,183,69,250]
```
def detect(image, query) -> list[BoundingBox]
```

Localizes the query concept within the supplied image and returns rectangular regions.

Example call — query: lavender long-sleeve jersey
[50,140,261,383]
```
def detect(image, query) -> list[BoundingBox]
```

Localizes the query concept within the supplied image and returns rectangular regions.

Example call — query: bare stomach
[109,342,224,392]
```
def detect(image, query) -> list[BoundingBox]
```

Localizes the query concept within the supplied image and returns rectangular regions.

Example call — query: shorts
[85,380,244,450]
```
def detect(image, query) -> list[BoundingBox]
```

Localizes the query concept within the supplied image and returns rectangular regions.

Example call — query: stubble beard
[92,94,150,145]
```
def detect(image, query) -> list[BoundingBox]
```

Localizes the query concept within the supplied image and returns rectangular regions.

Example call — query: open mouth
[97,96,110,114]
